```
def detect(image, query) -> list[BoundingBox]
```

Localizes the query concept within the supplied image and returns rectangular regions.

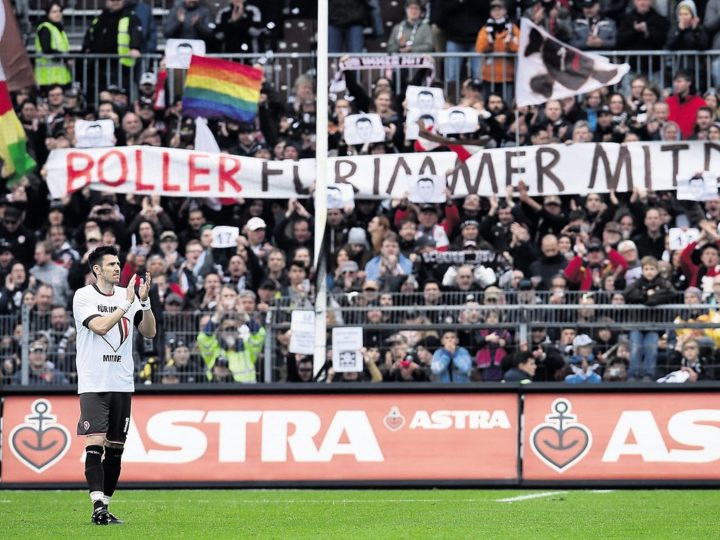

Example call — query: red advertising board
[1,393,518,484]
[523,393,720,481]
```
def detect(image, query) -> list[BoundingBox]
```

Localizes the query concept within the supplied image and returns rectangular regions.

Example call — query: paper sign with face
[676,172,719,201]
[165,39,206,69]
[332,327,363,372]
[408,174,447,204]
[406,85,445,113]
[343,114,386,145]
[327,183,355,210]
[75,119,115,148]
[437,106,479,135]
[405,108,437,140]
[668,228,700,251]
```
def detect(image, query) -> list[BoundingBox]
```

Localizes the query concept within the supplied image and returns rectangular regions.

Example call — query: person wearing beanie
[667,0,710,51]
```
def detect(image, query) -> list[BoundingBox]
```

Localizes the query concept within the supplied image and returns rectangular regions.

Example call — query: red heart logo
[383,407,405,432]
[11,425,70,473]
[532,425,590,472]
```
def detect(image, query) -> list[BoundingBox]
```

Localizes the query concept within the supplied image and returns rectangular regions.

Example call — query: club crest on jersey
[101,316,131,352]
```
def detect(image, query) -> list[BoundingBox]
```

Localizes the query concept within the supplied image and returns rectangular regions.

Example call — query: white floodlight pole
[313,0,329,378]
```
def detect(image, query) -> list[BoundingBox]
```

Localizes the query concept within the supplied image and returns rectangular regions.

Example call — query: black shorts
[77,392,132,443]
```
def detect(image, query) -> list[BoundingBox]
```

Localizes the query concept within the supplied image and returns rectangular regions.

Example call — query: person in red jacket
[680,227,720,290]
[564,238,628,291]
[666,69,706,139]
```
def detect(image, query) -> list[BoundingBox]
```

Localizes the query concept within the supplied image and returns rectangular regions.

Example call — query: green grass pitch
[2,489,719,539]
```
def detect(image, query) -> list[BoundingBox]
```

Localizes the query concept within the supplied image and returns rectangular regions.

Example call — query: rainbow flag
[182,56,263,123]
[0,64,35,185]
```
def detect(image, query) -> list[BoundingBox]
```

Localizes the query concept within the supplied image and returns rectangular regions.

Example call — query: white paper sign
[74,119,114,148]
[332,326,364,373]
[211,226,239,248]
[165,39,206,69]
[668,228,700,251]
[405,108,437,140]
[676,172,719,201]
[408,174,447,203]
[406,85,445,112]
[327,183,355,209]
[289,310,315,355]
[343,113,386,145]
[437,106,479,135]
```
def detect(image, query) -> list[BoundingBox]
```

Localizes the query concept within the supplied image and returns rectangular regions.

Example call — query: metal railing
[25,50,720,109]
[5,300,720,386]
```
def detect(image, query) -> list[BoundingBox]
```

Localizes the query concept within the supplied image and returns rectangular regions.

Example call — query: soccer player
[72,246,156,525]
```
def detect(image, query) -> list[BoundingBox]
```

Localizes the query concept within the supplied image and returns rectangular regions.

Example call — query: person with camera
[474,0,519,98]
[387,0,433,53]
[571,0,617,50]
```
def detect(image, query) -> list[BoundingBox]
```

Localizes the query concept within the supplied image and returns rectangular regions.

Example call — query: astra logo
[409,410,511,430]
[602,410,720,463]
[122,410,384,464]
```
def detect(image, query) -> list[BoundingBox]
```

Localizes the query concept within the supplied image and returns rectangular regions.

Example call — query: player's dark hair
[88,245,119,277]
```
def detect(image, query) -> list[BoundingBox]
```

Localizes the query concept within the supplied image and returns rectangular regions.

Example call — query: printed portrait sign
[437,106,479,135]
[405,108,437,141]
[668,228,700,251]
[343,114,386,145]
[74,119,115,148]
[676,172,719,201]
[165,39,206,69]
[406,85,444,114]
[331,327,364,373]
[327,183,355,210]
[408,174,447,204]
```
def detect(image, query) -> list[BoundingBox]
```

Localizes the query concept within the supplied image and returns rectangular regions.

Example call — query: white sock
[102,495,111,506]
[90,491,105,504]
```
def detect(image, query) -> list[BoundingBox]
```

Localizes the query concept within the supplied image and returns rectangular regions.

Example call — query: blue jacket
[431,347,472,383]
[364,254,413,282]
[126,0,157,53]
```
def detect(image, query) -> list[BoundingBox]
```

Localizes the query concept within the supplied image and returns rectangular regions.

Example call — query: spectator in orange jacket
[475,0,519,93]
[564,238,628,291]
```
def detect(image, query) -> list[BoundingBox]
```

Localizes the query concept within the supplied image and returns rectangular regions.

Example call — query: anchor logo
[9,399,71,473]
[530,398,592,473]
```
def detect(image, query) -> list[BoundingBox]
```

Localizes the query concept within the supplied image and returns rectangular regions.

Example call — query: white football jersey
[73,284,140,394]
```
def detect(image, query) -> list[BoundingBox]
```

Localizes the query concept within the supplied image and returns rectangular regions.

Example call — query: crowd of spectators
[3,0,720,386]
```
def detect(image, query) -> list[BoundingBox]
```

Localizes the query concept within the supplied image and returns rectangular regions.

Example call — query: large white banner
[44,142,720,199]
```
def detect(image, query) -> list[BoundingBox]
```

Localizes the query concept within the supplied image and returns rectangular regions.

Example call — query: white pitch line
[495,491,567,503]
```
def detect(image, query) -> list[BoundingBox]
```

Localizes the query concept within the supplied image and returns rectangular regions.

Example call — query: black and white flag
[516,18,629,107]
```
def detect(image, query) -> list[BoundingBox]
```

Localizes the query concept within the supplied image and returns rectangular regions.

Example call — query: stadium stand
[3,0,720,387]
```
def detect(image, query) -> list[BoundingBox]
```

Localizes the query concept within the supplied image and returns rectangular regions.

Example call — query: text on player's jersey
[73,284,141,394]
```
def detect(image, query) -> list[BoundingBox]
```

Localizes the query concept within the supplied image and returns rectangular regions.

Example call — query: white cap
[246,217,267,231]
[573,334,594,349]
[140,72,157,86]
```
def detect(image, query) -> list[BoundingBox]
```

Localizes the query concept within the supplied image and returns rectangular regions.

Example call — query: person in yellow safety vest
[34,1,72,94]
[81,0,143,102]
[197,314,266,383]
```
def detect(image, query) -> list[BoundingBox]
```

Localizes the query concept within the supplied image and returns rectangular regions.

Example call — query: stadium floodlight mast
[313,0,329,378]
